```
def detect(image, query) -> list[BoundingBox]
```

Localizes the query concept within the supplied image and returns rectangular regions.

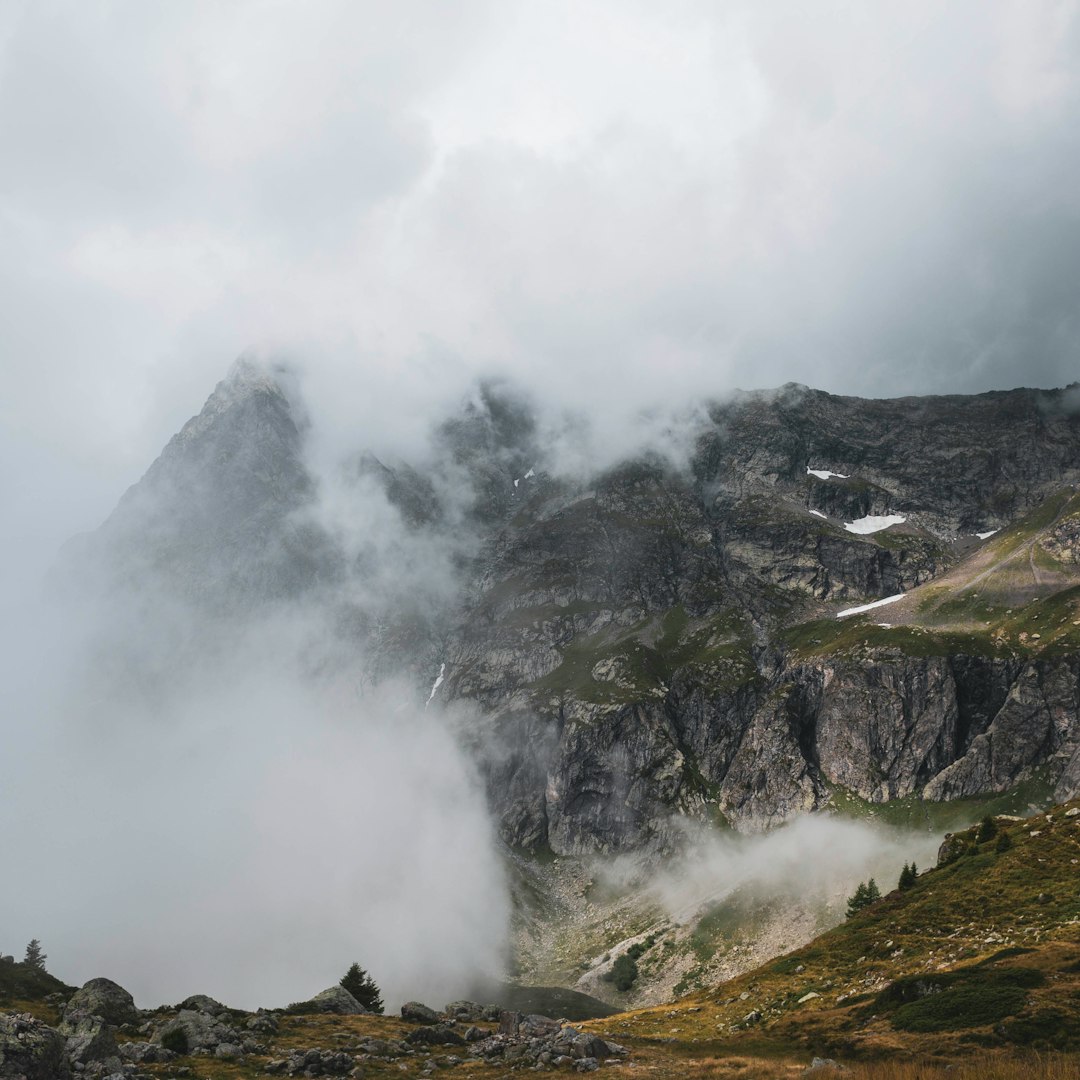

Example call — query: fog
[649,816,942,927]
[2,0,1076,1009]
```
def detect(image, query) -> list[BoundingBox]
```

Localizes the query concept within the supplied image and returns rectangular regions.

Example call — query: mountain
[61,361,1080,855]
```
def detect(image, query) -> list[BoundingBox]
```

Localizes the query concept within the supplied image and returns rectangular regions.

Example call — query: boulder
[178,993,228,1015]
[443,999,485,1021]
[0,1012,71,1079]
[64,978,138,1026]
[401,1001,439,1023]
[153,1008,240,1052]
[57,1008,117,1065]
[519,1013,561,1037]
[306,985,366,1014]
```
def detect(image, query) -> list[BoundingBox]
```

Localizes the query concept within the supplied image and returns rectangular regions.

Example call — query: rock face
[64,365,1080,853]
[0,1013,71,1079]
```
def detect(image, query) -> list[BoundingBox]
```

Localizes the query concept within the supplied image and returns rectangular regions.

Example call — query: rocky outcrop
[0,1013,71,1079]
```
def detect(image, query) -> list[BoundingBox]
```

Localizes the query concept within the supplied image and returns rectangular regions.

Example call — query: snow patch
[844,514,906,534]
[836,594,905,619]
[807,466,849,480]
[976,529,999,539]
[809,509,827,519]
[425,663,446,706]
[524,467,535,479]
[513,478,520,489]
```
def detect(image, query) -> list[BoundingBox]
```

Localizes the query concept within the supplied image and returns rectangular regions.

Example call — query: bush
[996,830,1013,853]
[977,815,999,843]
[603,954,639,992]
[339,963,384,1014]
[161,1027,189,1055]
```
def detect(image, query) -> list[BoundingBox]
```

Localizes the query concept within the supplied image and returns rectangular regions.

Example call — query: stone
[57,1008,118,1065]
[153,1008,240,1052]
[305,985,367,1014]
[64,978,139,1027]
[0,1013,72,1079]
[401,1001,439,1023]
[519,1014,561,1037]
[443,999,485,1022]
[405,1025,467,1047]
[178,994,227,1015]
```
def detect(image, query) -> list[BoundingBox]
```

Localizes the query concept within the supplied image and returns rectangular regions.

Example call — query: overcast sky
[3,0,1080,562]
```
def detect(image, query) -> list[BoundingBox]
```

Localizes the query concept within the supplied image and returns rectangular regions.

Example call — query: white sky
[2,0,1080,567]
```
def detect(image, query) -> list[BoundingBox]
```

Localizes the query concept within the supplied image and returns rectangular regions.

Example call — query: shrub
[161,1027,190,1055]
[996,830,1013,853]
[977,815,999,843]
[340,963,384,1014]
[603,954,639,992]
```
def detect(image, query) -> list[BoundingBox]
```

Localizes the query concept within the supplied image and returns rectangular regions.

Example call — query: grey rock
[58,1009,118,1065]
[0,1013,72,1078]
[153,1008,240,1052]
[401,1001,439,1023]
[64,978,139,1027]
[443,999,484,1022]
[117,1042,174,1064]
[405,1024,467,1046]
[304,985,367,1015]
[177,994,227,1015]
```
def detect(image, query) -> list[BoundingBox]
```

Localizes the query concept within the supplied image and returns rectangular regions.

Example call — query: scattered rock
[797,991,821,1004]
[405,1024,467,1046]
[264,1047,354,1075]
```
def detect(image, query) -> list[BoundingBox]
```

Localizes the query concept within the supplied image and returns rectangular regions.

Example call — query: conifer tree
[340,962,384,1014]
[23,940,46,971]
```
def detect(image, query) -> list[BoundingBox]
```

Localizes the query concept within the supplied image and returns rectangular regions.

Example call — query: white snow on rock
[425,663,446,706]
[836,594,905,619]
[976,529,999,539]
[844,514,906,534]
[807,466,849,480]
[513,478,520,488]
[524,467,536,479]
[809,509,827,518]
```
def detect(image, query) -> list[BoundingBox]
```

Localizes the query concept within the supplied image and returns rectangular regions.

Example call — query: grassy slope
[586,799,1080,1069]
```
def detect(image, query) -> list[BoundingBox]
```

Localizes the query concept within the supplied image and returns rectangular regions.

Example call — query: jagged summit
[62,368,1080,853]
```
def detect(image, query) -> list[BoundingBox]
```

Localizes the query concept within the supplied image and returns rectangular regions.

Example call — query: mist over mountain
[4,354,1076,1008]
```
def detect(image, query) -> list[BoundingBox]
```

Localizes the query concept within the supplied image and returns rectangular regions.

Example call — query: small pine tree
[977,815,998,844]
[898,862,917,890]
[339,963,384,1014]
[866,878,881,902]
[846,882,869,919]
[23,940,46,971]
[996,830,1013,853]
